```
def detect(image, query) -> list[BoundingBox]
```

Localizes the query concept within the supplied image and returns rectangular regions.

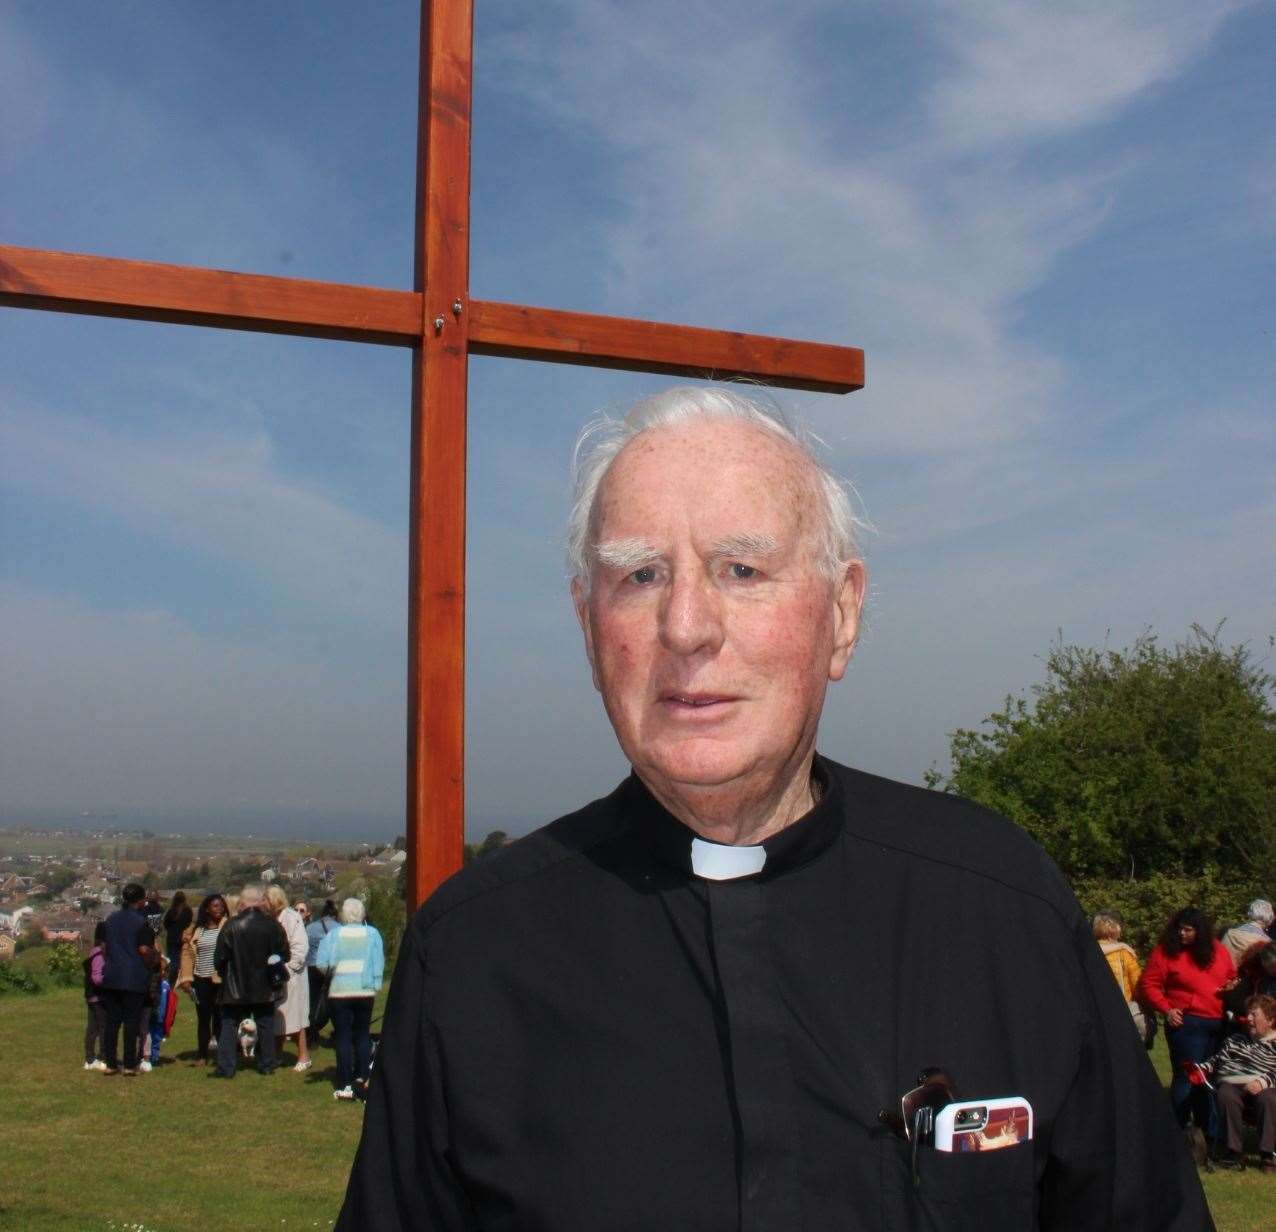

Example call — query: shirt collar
[626,756,842,882]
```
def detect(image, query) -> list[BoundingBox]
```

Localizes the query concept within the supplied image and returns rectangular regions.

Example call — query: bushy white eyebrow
[592,533,779,572]
[712,532,779,558]
[593,537,658,571]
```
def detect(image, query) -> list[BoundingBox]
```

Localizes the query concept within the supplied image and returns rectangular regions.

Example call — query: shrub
[45,942,82,987]
[0,962,43,995]
[364,879,406,973]
[1068,871,1256,955]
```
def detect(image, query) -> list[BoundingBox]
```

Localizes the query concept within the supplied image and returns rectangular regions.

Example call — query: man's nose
[659,573,724,656]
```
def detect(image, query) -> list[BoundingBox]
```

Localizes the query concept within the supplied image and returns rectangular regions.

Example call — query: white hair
[567,386,865,590]
[341,897,366,925]
[1248,899,1274,926]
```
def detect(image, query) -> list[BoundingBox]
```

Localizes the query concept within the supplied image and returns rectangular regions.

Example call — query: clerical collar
[690,838,766,881]
[628,757,842,882]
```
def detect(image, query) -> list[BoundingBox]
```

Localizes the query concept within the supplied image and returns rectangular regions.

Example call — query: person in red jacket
[1137,907,1236,1149]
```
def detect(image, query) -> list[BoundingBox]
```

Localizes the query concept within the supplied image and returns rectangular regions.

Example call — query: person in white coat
[265,883,311,1072]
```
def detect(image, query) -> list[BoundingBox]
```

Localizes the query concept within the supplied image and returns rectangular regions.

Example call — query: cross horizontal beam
[0,245,864,393]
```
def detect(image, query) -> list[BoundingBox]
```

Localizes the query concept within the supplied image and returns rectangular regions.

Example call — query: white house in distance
[0,905,35,933]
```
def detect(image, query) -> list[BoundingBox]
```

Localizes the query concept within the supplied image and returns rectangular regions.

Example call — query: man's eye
[631,566,657,585]
[729,563,757,580]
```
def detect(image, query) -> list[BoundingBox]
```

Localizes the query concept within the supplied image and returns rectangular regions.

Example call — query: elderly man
[212,884,288,1078]
[1221,898,1276,965]
[339,387,1210,1230]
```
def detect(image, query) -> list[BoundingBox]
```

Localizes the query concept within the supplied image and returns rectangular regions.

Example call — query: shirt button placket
[708,878,802,1232]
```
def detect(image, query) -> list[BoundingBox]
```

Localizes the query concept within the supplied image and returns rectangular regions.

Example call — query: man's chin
[632,750,759,795]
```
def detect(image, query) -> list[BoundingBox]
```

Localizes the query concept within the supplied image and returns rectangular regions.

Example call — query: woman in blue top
[317,897,385,1101]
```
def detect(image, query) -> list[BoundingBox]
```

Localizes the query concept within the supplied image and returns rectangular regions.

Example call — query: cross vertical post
[407,0,473,910]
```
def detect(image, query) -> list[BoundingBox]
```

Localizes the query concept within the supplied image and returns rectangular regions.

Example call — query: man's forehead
[593,421,820,559]
[614,415,802,464]
[599,420,815,509]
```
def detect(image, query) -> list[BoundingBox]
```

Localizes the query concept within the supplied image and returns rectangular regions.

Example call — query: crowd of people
[1095,897,1276,1173]
[77,877,1276,1168]
[82,881,385,1101]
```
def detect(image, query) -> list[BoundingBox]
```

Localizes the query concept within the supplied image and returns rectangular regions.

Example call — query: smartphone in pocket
[933,1097,1033,1153]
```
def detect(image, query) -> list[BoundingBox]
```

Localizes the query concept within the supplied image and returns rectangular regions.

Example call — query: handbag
[311,918,336,1028]
[312,974,332,1029]
[266,953,290,992]
[1128,1000,1156,1050]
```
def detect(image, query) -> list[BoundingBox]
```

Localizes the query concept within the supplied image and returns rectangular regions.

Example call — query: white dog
[237,1017,258,1059]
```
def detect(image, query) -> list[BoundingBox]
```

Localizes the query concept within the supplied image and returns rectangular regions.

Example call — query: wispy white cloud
[927,0,1247,149]
[480,0,1259,474]
[0,405,405,628]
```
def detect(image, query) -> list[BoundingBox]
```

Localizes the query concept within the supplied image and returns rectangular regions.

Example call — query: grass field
[1,984,1271,1229]
[1,985,374,1231]
[1144,1037,1274,1232]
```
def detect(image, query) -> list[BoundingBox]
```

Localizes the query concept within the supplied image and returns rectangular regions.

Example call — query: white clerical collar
[690,837,767,881]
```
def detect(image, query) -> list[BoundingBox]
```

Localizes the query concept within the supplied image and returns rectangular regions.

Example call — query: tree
[43,865,78,895]
[925,625,1276,882]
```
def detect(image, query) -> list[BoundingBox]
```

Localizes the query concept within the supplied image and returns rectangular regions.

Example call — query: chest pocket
[888,1139,1036,1231]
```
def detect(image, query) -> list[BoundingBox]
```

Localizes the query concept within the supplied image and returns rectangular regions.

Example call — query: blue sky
[2,0,1273,840]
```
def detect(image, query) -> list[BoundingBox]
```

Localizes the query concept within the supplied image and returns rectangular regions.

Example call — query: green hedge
[1069,871,1261,955]
[0,944,83,995]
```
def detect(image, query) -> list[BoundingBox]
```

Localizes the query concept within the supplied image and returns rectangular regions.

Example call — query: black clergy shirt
[337,757,1212,1231]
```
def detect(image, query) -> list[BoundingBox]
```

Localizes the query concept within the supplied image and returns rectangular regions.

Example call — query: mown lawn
[0,985,373,1231]
[1,985,1271,1229]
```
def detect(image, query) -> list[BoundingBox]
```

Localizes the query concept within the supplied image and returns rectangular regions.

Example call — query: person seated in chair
[1190,993,1276,1172]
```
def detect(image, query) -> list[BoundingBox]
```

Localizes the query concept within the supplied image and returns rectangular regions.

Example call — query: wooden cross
[0,1,863,908]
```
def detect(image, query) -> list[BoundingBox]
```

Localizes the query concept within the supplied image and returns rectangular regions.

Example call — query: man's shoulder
[107,907,144,934]
[412,782,631,936]
[826,759,1076,915]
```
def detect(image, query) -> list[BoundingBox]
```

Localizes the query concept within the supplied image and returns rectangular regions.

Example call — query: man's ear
[828,560,867,683]
[570,576,601,691]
